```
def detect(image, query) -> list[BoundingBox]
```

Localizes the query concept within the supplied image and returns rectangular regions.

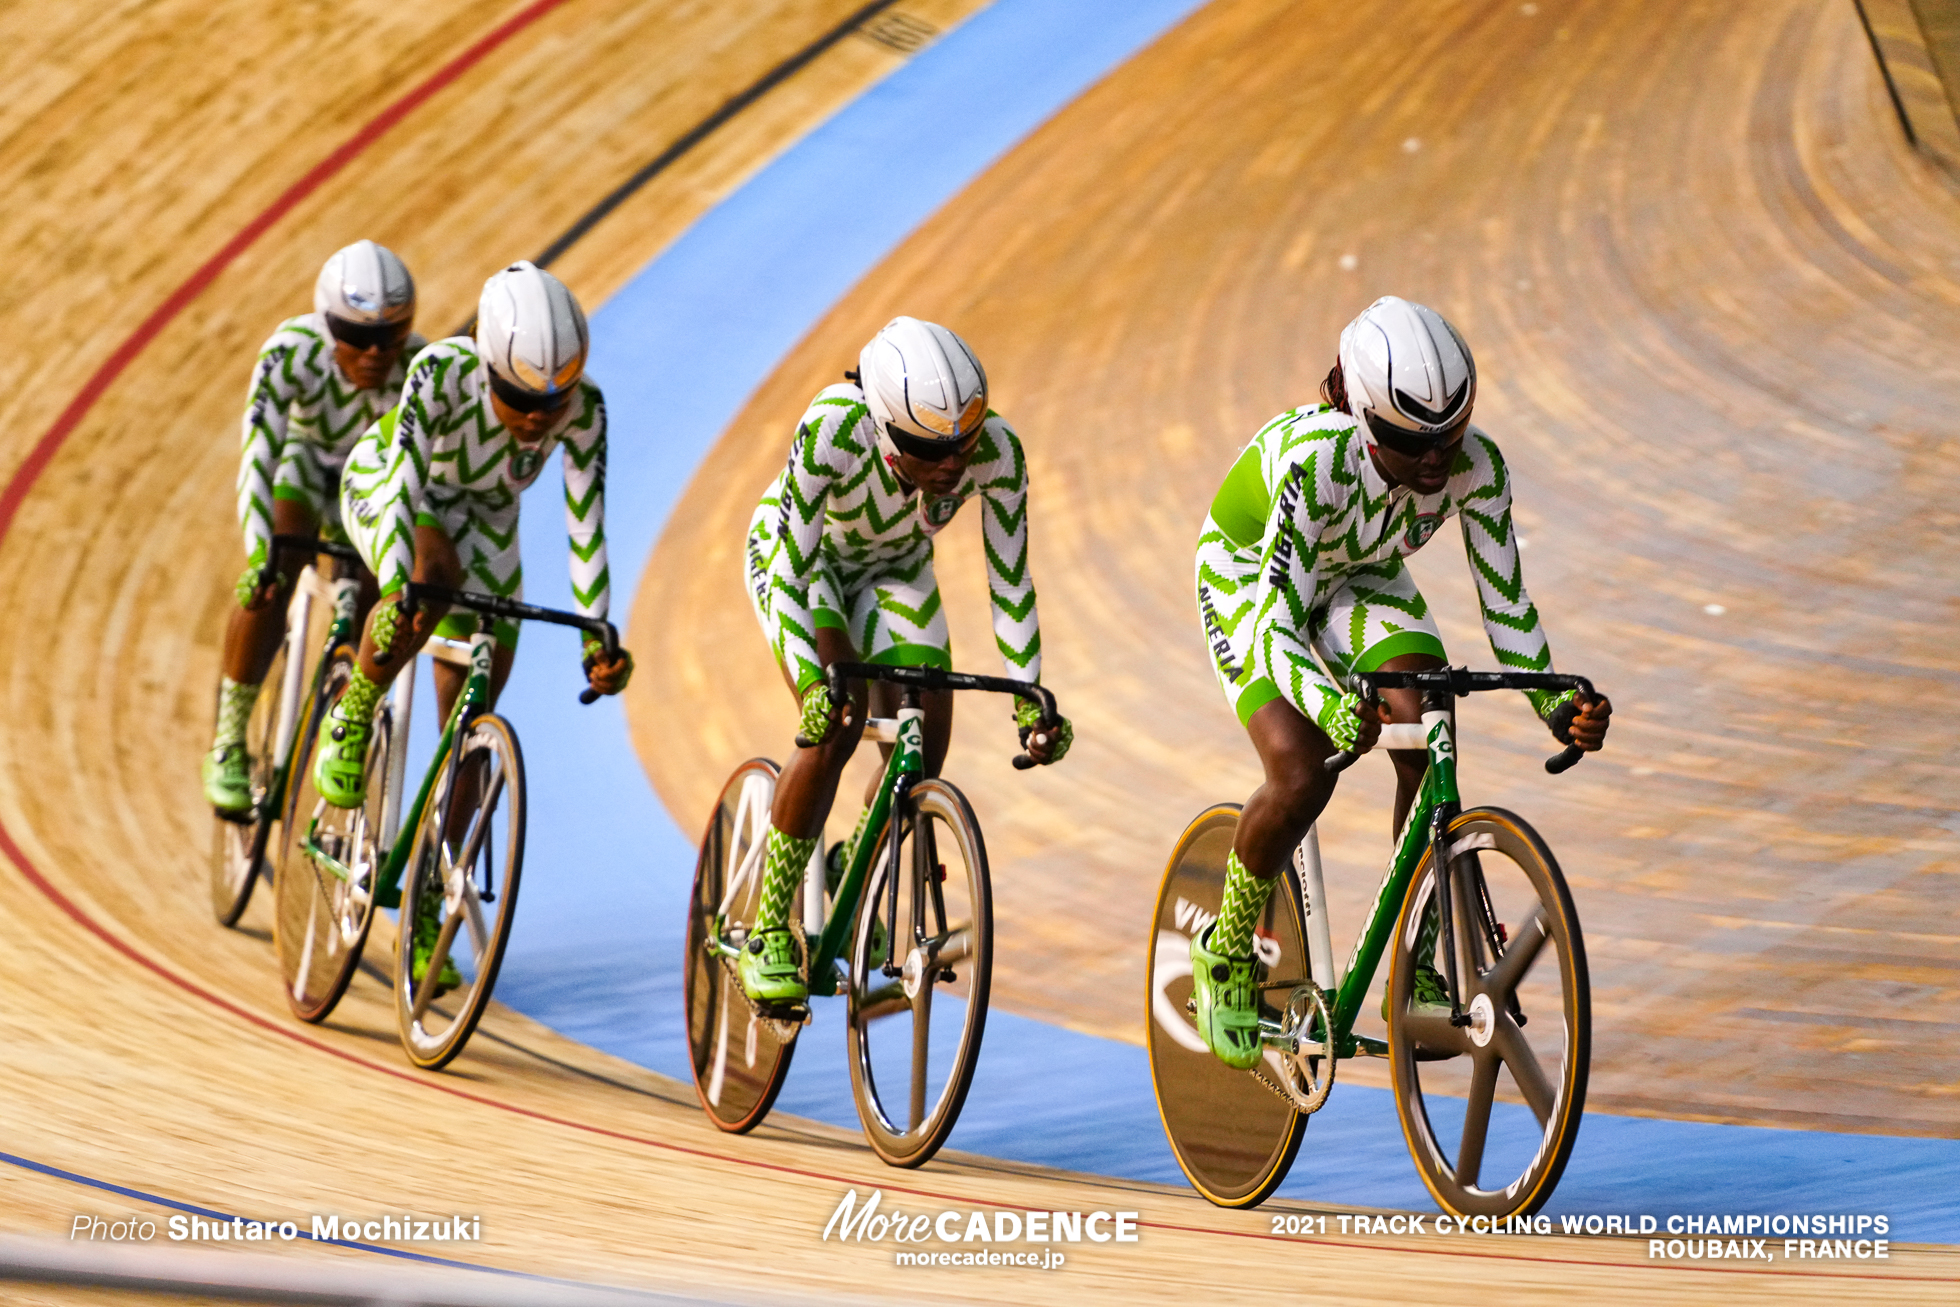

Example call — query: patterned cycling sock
[338,668,384,725]
[1415,897,1442,973]
[212,678,259,750]
[756,824,817,932]
[1212,849,1276,957]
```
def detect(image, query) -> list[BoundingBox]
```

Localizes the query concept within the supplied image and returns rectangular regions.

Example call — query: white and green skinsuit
[340,338,609,648]
[746,382,1041,694]
[235,312,425,569]
[1195,403,1566,736]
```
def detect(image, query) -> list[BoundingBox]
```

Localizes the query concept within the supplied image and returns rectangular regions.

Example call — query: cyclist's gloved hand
[798,681,840,746]
[1317,689,1380,754]
[234,561,287,611]
[1543,689,1611,752]
[582,638,634,696]
[1014,697,1072,765]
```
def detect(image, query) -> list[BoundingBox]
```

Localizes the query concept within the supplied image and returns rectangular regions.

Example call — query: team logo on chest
[920,494,962,534]
[1404,511,1444,551]
[508,445,545,485]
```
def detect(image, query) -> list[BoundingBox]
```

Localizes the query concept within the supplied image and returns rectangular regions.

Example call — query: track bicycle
[1147,668,1595,1216]
[274,580,617,1070]
[209,534,370,927]
[686,662,1059,1167]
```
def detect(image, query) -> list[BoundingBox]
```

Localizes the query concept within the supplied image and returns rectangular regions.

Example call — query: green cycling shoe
[1382,961,1453,1020]
[312,695,372,809]
[1189,923,1264,1070]
[202,745,254,819]
[739,925,808,1005]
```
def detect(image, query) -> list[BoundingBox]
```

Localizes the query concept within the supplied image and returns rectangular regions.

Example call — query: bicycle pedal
[938,968,956,983]
[758,1000,811,1025]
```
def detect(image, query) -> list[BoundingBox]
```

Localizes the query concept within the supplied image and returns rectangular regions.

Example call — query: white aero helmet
[1338,296,1476,454]
[476,261,588,412]
[314,240,415,334]
[858,316,988,461]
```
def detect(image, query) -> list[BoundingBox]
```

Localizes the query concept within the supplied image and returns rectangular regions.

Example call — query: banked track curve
[638,0,1960,1138]
[0,0,1954,1301]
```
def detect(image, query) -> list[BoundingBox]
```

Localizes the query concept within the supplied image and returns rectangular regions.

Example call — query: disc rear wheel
[1387,807,1589,1218]
[274,655,392,1022]
[1146,804,1311,1209]
[684,758,799,1133]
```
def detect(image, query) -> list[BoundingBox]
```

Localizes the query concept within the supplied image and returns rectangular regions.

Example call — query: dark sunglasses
[489,369,575,415]
[325,314,414,352]
[886,423,978,463]
[1364,409,1468,459]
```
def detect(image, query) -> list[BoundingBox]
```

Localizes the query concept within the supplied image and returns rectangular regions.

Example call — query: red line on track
[0,0,572,544]
[0,0,1949,1286]
[9,824,1947,1286]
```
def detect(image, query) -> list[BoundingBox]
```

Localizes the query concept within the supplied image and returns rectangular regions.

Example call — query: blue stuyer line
[393,0,1960,1243]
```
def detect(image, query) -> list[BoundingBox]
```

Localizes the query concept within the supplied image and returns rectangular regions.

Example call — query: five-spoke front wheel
[394,714,525,1071]
[846,778,992,1168]
[1386,806,1589,1218]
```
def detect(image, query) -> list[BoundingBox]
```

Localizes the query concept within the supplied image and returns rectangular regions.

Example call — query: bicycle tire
[684,758,800,1133]
[209,640,288,927]
[394,713,526,1071]
[846,778,992,1168]
[1387,806,1590,1218]
[274,653,392,1023]
[1146,803,1311,1209]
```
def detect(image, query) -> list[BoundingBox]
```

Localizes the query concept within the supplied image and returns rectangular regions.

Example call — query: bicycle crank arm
[301,829,358,886]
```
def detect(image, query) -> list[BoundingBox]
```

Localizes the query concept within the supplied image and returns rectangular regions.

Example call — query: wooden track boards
[636,0,1960,1135]
[0,0,1953,1298]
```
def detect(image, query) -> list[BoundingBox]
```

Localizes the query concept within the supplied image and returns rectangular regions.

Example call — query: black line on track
[451,0,903,333]
[533,0,902,268]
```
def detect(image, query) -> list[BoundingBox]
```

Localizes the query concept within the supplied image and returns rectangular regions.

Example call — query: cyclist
[738,316,1073,1005]
[203,240,421,817]
[1188,296,1612,1068]
[311,261,632,979]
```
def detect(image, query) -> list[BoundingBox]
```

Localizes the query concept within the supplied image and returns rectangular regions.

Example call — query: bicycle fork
[1419,690,1470,1029]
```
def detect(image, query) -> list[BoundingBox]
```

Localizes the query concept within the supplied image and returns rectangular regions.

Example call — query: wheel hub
[902,946,928,999]
[1467,992,1496,1048]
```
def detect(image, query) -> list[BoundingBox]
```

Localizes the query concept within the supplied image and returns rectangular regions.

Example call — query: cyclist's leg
[742,547,866,1002]
[206,490,319,812]
[1311,561,1452,1009]
[848,562,956,806]
[423,513,524,724]
[1190,530,1329,1065]
[314,506,465,807]
[1308,557,1447,837]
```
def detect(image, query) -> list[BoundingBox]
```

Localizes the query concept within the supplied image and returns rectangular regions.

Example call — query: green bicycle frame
[1319,702,1459,1057]
[706,659,1055,1000]
[301,632,495,910]
[1280,666,1591,1059]
[804,700,926,997]
[703,695,927,999]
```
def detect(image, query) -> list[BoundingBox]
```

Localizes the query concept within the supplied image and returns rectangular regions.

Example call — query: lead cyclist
[1188,296,1612,1069]
[202,241,421,816]
[740,316,1074,1006]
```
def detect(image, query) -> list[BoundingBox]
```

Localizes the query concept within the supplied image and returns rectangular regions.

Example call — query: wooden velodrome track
[0,0,1953,1304]
[649,0,1960,1136]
